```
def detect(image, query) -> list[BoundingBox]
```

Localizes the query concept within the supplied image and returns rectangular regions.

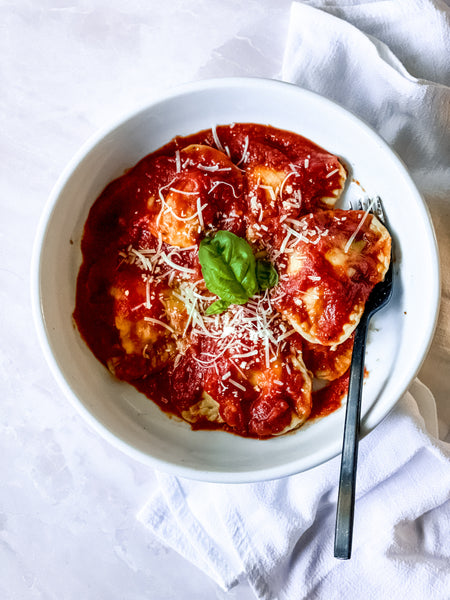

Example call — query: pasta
[74,123,391,438]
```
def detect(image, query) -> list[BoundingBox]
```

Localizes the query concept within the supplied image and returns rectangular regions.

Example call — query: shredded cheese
[234,349,258,359]
[279,171,296,200]
[143,317,176,334]
[236,136,249,166]
[208,180,239,198]
[159,252,197,274]
[196,197,205,229]
[145,278,151,309]
[344,197,375,253]
[258,184,277,201]
[197,164,232,172]
[212,125,225,152]
[229,378,246,392]
[175,150,181,173]
[169,188,198,196]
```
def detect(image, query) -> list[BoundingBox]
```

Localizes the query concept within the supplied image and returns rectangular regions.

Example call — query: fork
[334,196,394,560]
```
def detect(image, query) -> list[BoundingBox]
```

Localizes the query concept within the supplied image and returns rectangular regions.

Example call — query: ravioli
[198,318,312,438]
[74,123,392,439]
[212,123,347,247]
[302,335,354,381]
[106,268,177,380]
[145,144,245,247]
[273,209,391,346]
[181,392,224,426]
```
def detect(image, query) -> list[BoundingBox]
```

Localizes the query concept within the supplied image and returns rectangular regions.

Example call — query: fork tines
[371,196,387,224]
[350,196,387,225]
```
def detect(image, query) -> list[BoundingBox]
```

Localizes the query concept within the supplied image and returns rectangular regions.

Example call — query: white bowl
[31,78,440,483]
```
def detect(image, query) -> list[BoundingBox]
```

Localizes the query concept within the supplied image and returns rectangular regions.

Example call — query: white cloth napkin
[139,382,450,597]
[139,2,450,598]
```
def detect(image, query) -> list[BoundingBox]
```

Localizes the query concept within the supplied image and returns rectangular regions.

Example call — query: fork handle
[334,314,369,559]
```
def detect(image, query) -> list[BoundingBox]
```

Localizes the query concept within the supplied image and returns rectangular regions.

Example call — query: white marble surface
[1,2,290,598]
[2,1,449,599]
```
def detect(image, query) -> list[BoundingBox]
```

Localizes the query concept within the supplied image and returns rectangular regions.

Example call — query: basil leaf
[198,230,279,314]
[205,299,231,315]
[199,231,258,305]
[256,260,279,290]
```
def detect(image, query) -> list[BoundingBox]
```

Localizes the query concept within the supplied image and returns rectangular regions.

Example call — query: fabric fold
[138,474,244,590]
[139,389,450,599]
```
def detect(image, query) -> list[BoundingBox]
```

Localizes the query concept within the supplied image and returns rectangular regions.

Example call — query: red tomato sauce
[310,372,350,420]
[73,123,362,439]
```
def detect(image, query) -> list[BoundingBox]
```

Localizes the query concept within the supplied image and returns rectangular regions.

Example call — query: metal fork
[334,196,394,560]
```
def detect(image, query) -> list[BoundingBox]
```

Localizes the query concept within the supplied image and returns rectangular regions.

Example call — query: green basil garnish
[198,231,278,315]
[199,230,258,305]
[205,298,231,316]
[256,259,279,290]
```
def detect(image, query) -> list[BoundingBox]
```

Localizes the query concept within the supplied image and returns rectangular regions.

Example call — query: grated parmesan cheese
[236,136,249,166]
[208,180,239,198]
[344,197,375,253]
[212,125,225,152]
[229,378,246,392]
